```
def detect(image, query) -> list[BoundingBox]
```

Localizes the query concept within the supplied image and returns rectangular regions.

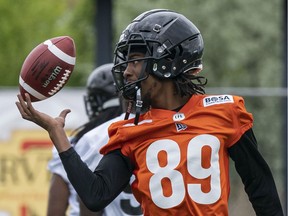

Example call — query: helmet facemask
[112,33,159,101]
[112,33,161,124]
[84,88,120,121]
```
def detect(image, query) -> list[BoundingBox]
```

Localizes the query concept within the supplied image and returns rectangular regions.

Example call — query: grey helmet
[84,63,119,120]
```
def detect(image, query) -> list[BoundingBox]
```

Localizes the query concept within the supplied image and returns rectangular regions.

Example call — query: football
[19,36,76,102]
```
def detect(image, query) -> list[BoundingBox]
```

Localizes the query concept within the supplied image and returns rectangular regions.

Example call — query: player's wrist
[49,126,71,153]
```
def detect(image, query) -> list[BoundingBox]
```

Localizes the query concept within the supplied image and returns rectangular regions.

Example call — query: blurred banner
[0,88,87,216]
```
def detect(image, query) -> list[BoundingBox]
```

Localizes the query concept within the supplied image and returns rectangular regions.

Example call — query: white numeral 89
[146,135,221,208]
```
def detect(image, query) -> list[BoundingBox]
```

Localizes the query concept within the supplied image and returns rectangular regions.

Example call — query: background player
[17,9,283,216]
[46,63,142,216]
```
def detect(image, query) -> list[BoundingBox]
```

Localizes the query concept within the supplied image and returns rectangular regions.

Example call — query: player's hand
[15,93,70,132]
[16,93,72,153]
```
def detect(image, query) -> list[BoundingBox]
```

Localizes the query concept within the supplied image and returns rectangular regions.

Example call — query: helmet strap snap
[134,87,143,125]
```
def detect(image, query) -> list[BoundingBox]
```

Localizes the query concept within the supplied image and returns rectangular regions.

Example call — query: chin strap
[124,86,142,125]
[124,100,133,120]
[134,86,142,125]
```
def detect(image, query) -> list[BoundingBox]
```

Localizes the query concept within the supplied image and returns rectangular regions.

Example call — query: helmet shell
[116,9,204,79]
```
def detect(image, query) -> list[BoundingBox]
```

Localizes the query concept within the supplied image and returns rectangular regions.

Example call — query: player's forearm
[60,148,132,212]
[49,125,72,153]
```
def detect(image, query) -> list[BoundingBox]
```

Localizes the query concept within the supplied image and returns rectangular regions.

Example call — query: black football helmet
[84,63,119,120]
[112,9,204,100]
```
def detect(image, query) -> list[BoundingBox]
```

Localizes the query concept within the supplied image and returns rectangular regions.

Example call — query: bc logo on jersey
[203,95,234,107]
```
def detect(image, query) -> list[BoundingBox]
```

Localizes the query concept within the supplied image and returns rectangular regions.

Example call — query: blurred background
[0,0,286,215]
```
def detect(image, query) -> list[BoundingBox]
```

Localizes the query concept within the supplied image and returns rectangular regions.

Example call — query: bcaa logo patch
[203,95,234,107]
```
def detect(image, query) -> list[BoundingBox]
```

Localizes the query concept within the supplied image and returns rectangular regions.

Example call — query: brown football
[19,36,76,102]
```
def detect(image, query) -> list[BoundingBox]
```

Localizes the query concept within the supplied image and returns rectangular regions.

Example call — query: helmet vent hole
[162,19,175,28]
[139,30,151,33]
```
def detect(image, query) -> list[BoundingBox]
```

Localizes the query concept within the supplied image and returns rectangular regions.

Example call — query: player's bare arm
[16,93,71,153]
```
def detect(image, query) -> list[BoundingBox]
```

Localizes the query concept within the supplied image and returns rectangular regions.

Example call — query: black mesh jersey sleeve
[228,128,283,216]
[59,148,133,212]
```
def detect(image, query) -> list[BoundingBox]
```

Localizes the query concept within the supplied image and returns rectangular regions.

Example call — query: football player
[46,63,142,216]
[17,9,283,216]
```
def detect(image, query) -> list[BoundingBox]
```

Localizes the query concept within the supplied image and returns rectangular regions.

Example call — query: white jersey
[47,113,142,216]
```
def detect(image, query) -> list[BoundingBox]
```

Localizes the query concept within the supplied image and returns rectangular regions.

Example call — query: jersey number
[146,134,221,208]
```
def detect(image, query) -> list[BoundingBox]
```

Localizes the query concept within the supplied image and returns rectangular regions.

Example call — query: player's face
[123,52,163,109]
[123,53,146,84]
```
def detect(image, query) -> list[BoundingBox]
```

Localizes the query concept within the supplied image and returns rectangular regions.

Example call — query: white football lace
[48,70,71,95]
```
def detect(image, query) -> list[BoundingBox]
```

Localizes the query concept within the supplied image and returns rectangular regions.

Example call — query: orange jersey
[100,94,253,216]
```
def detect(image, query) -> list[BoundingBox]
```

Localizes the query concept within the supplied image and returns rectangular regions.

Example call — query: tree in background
[0,0,95,86]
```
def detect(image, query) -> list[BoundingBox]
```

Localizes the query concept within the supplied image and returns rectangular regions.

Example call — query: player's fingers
[17,94,27,110]
[16,94,32,119]
[59,109,71,119]
[57,109,71,123]
[15,101,27,117]
[54,109,71,128]
[24,93,37,114]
